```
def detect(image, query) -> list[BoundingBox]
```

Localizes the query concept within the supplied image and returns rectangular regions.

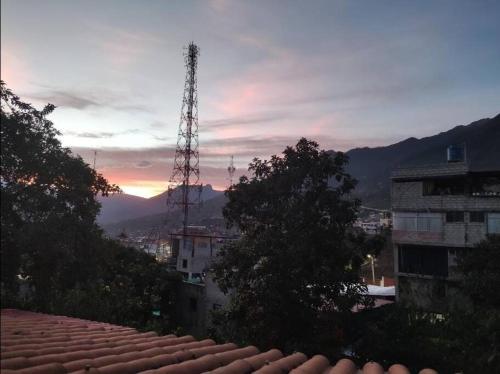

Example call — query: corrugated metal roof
[0,309,438,374]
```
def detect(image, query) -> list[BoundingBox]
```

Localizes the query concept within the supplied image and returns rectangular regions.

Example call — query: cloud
[70,130,404,196]
[135,160,153,168]
[64,129,141,139]
[27,86,152,112]
[67,131,115,139]
[201,112,283,130]
[86,23,167,68]
[29,90,99,109]
[150,121,167,129]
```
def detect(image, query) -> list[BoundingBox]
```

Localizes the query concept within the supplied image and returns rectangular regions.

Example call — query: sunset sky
[2,0,500,197]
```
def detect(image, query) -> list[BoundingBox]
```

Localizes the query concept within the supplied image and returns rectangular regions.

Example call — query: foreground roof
[0,309,437,374]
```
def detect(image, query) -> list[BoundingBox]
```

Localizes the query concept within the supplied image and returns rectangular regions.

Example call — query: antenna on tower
[93,150,97,170]
[227,155,236,187]
[167,42,202,235]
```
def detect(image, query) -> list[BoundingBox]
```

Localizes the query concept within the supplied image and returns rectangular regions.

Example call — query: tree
[1,81,180,332]
[451,234,500,372]
[1,80,120,307]
[351,235,500,374]
[212,138,383,354]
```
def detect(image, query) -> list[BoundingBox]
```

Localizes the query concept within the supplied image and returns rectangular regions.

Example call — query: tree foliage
[352,235,500,374]
[0,81,179,331]
[452,234,500,372]
[212,138,383,354]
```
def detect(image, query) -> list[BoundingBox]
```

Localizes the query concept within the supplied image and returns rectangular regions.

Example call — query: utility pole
[367,254,376,284]
[227,155,236,187]
[167,43,202,236]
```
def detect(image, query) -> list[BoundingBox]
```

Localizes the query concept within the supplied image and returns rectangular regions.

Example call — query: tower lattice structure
[167,42,202,234]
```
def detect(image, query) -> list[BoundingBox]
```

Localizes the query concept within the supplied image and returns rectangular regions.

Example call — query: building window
[393,212,442,232]
[433,281,446,299]
[189,297,197,312]
[488,213,500,234]
[171,238,180,257]
[423,178,465,196]
[469,212,485,223]
[182,259,188,268]
[446,211,464,223]
[398,245,448,277]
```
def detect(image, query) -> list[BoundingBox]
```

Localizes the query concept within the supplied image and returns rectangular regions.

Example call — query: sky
[2,0,500,197]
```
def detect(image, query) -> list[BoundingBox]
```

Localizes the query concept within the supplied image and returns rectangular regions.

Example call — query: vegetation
[352,235,500,374]
[0,81,180,331]
[211,138,384,355]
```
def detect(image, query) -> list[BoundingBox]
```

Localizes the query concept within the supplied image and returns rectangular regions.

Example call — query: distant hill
[102,194,229,237]
[100,114,500,234]
[97,184,222,225]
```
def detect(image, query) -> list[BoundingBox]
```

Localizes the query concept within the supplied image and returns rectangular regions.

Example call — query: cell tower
[167,42,202,234]
[227,155,236,186]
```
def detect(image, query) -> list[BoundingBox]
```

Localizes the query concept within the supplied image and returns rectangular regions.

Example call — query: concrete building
[391,155,500,312]
[171,226,235,335]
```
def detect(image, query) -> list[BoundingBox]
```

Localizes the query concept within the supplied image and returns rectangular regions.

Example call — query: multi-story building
[170,226,236,335]
[391,151,500,312]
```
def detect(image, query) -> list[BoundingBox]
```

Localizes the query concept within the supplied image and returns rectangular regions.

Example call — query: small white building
[171,226,236,336]
[171,226,229,281]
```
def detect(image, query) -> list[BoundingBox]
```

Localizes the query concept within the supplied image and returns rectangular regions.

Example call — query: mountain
[100,114,500,234]
[344,114,500,208]
[102,194,229,237]
[97,184,222,225]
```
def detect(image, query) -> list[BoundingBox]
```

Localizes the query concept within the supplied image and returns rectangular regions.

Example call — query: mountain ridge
[100,114,500,233]
[98,184,222,225]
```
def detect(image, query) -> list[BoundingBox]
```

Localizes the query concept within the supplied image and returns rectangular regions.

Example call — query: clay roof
[1,309,437,374]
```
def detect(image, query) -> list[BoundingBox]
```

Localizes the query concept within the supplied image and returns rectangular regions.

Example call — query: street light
[367,254,375,284]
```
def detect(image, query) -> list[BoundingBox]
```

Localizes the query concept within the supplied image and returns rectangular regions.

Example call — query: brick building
[391,156,500,312]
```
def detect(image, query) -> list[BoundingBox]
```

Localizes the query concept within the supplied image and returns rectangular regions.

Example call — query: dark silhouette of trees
[352,235,500,373]
[0,81,179,331]
[211,138,383,355]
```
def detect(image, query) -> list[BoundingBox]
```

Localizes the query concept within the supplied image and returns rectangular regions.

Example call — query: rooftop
[0,309,437,374]
[391,162,469,180]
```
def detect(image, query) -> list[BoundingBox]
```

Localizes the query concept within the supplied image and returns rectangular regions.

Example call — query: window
[182,259,188,268]
[393,212,442,232]
[189,298,197,312]
[433,281,446,299]
[488,213,500,234]
[171,238,180,257]
[423,178,465,196]
[398,245,448,277]
[469,212,485,223]
[446,211,464,223]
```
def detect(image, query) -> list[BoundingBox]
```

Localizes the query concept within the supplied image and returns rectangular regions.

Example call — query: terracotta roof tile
[289,354,330,374]
[325,358,357,374]
[189,343,238,358]
[254,352,308,373]
[362,361,385,374]
[0,309,438,374]
[388,364,411,374]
